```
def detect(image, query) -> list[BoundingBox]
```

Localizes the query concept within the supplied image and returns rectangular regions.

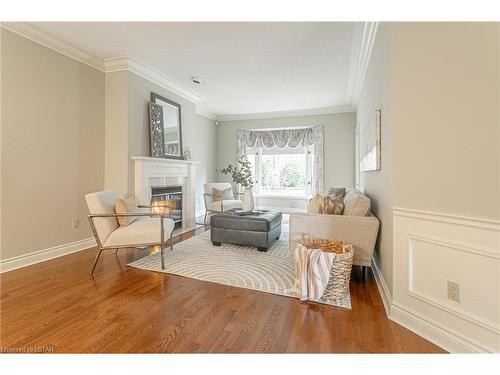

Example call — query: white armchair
[85,191,175,275]
[203,183,242,224]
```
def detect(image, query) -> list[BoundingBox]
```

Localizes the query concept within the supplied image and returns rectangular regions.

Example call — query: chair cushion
[85,191,121,244]
[208,199,242,212]
[343,190,371,216]
[104,217,175,247]
[115,195,139,226]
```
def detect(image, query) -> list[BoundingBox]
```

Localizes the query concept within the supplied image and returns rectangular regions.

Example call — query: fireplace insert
[151,185,183,229]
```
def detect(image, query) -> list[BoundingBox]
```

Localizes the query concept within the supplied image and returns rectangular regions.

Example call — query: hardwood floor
[0,227,445,353]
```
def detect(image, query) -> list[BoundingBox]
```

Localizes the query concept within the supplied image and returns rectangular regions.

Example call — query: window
[247,146,313,197]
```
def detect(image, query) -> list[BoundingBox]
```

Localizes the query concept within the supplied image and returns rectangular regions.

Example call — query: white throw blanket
[290,243,336,302]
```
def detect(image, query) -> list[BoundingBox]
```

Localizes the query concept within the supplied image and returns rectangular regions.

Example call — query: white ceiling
[31,22,363,116]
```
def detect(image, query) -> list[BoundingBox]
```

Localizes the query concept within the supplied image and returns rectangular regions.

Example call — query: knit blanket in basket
[289,243,336,302]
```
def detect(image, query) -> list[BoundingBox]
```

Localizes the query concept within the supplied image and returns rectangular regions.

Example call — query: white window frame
[247,146,313,198]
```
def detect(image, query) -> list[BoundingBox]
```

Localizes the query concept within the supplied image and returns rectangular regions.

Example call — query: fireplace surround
[132,156,200,230]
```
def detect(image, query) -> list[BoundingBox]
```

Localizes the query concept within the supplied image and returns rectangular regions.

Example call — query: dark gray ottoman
[210,210,282,251]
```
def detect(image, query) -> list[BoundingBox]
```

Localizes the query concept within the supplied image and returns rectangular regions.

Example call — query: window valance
[236,125,324,195]
[236,125,323,153]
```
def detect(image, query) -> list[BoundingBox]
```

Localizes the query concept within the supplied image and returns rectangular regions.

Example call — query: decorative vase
[241,188,254,212]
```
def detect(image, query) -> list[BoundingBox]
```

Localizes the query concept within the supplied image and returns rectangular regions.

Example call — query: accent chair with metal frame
[85,191,175,275]
[203,183,242,225]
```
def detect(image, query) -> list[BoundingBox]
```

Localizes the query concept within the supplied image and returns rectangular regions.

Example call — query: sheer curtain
[236,125,324,195]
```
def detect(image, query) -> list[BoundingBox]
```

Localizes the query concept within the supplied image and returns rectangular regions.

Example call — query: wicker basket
[299,239,354,303]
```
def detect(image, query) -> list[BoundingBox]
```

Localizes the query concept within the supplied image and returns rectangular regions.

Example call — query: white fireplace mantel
[132,156,200,229]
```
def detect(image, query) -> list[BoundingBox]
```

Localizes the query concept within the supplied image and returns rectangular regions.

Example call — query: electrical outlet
[72,218,79,229]
[447,280,460,302]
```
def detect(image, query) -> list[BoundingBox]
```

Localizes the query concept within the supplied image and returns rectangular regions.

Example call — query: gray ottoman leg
[257,246,268,252]
[212,241,221,246]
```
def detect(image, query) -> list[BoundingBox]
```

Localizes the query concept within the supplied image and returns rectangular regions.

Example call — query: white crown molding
[2,22,356,121]
[217,106,355,122]
[1,23,210,108]
[1,22,105,72]
[195,105,218,121]
[0,238,96,273]
[104,57,205,105]
[349,22,379,106]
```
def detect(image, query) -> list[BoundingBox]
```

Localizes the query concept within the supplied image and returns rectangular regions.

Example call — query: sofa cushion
[307,195,324,214]
[343,190,371,216]
[324,194,344,215]
[328,187,346,197]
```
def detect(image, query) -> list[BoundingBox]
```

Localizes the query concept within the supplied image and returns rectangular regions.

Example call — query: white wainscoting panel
[392,207,500,353]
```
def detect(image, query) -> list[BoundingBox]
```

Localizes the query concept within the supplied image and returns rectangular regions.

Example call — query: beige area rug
[128,216,351,309]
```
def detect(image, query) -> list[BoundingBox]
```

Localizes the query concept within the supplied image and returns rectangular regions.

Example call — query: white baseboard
[0,237,96,273]
[390,302,488,353]
[371,207,500,353]
[371,253,490,353]
[371,255,392,318]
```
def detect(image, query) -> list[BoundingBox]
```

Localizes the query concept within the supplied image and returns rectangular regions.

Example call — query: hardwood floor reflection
[0,226,445,353]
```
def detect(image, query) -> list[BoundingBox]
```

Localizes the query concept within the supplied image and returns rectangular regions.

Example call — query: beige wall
[216,112,356,190]
[358,22,500,298]
[357,23,394,292]
[391,23,499,220]
[126,72,217,215]
[1,30,105,260]
[104,71,129,193]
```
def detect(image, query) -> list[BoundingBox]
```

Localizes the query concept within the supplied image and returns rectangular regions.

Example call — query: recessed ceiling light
[191,76,203,84]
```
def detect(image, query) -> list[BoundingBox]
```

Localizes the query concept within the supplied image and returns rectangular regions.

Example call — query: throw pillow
[323,194,344,215]
[328,187,346,197]
[212,187,233,202]
[307,194,324,214]
[343,191,371,216]
[115,195,139,226]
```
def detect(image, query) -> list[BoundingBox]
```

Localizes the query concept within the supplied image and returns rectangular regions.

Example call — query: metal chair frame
[203,192,243,225]
[87,206,173,275]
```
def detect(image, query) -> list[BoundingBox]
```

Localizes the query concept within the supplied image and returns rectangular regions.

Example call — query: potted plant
[219,156,255,212]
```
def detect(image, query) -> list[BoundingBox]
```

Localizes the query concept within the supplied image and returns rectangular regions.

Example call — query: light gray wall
[357,23,394,293]
[1,30,105,260]
[216,112,356,191]
[127,72,217,215]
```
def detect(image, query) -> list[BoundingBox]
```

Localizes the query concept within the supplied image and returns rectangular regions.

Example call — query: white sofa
[289,189,380,268]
